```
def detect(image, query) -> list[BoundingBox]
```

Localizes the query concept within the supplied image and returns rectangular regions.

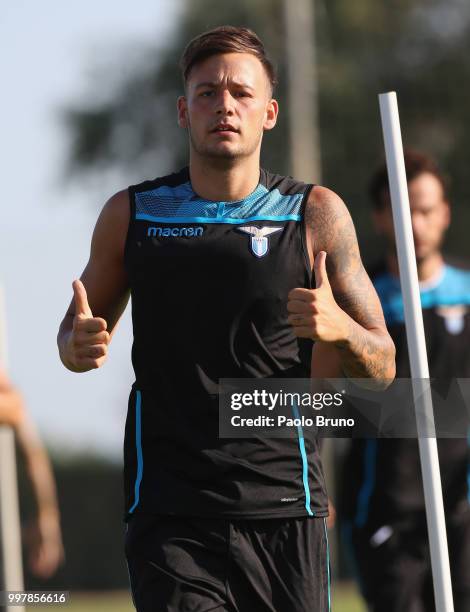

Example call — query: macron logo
[147,226,204,238]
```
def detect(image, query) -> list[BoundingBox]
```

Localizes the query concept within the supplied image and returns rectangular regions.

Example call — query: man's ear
[263,98,279,131]
[177,96,188,128]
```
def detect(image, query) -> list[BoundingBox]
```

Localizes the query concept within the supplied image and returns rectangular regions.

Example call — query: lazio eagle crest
[237,226,283,258]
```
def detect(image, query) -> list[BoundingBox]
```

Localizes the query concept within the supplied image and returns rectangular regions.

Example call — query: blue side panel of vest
[373,266,470,326]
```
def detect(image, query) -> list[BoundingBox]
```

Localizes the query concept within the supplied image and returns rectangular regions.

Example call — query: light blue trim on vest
[291,402,314,516]
[136,213,301,225]
[128,390,143,514]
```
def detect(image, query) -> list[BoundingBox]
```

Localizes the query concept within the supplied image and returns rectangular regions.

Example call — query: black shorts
[346,503,470,612]
[125,513,331,612]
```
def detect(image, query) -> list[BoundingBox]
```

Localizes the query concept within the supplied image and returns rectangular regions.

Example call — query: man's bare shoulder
[97,188,130,228]
[90,188,131,260]
[304,185,355,253]
[306,185,350,216]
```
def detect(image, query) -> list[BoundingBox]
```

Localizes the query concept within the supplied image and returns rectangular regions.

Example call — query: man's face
[177,52,278,163]
[373,172,450,262]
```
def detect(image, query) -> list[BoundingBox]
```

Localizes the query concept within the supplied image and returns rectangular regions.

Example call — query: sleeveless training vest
[123,167,328,520]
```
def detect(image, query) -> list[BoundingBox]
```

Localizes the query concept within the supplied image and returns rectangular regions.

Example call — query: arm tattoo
[306,188,395,381]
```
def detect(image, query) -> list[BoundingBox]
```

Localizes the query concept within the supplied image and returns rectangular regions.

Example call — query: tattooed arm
[287,186,395,382]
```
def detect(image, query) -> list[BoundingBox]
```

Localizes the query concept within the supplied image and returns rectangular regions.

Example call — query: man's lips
[210,124,239,134]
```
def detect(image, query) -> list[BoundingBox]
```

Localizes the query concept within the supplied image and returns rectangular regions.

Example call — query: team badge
[237,226,283,257]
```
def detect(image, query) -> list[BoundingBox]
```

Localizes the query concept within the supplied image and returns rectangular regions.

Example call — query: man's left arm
[288,186,395,382]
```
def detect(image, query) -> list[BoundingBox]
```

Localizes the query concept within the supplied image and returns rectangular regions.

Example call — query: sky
[0,1,182,459]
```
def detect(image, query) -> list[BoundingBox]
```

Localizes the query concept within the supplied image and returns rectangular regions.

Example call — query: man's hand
[326,498,337,530]
[287,251,349,343]
[63,280,110,372]
[24,512,65,579]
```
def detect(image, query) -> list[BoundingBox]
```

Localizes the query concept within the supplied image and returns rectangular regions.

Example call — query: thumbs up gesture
[287,251,349,343]
[66,280,110,371]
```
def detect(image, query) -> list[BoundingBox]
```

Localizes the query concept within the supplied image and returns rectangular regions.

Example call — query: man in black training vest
[58,26,395,612]
[340,151,470,612]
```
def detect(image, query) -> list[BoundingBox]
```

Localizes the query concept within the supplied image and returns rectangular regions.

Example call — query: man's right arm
[57,189,130,372]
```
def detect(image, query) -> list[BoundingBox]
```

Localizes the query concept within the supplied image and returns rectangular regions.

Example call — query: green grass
[333,582,367,612]
[28,583,366,611]
[28,591,134,612]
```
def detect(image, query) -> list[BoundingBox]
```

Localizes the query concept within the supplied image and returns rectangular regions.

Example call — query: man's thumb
[314,251,329,289]
[73,280,92,317]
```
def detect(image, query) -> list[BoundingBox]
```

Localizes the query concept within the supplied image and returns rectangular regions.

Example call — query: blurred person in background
[57,25,394,612]
[0,368,64,579]
[340,151,470,612]
[0,369,24,427]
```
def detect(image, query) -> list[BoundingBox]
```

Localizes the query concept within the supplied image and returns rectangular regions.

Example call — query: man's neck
[386,251,444,282]
[189,156,261,202]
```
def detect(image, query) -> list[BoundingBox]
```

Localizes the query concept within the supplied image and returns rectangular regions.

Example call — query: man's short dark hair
[180,25,277,92]
[369,150,449,209]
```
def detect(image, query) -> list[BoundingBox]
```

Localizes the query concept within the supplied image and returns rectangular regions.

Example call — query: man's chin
[415,249,442,268]
[415,247,431,262]
[201,145,245,161]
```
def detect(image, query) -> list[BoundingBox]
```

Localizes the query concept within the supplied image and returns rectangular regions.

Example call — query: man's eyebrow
[233,82,255,90]
[194,81,219,89]
[194,81,255,90]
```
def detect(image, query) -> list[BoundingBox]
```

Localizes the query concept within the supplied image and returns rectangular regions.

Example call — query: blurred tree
[315,0,470,258]
[63,0,470,257]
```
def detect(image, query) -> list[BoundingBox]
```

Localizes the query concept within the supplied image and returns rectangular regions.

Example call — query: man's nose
[215,89,235,114]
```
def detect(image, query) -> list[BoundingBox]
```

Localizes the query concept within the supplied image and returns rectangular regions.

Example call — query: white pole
[0,285,25,612]
[378,91,454,612]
